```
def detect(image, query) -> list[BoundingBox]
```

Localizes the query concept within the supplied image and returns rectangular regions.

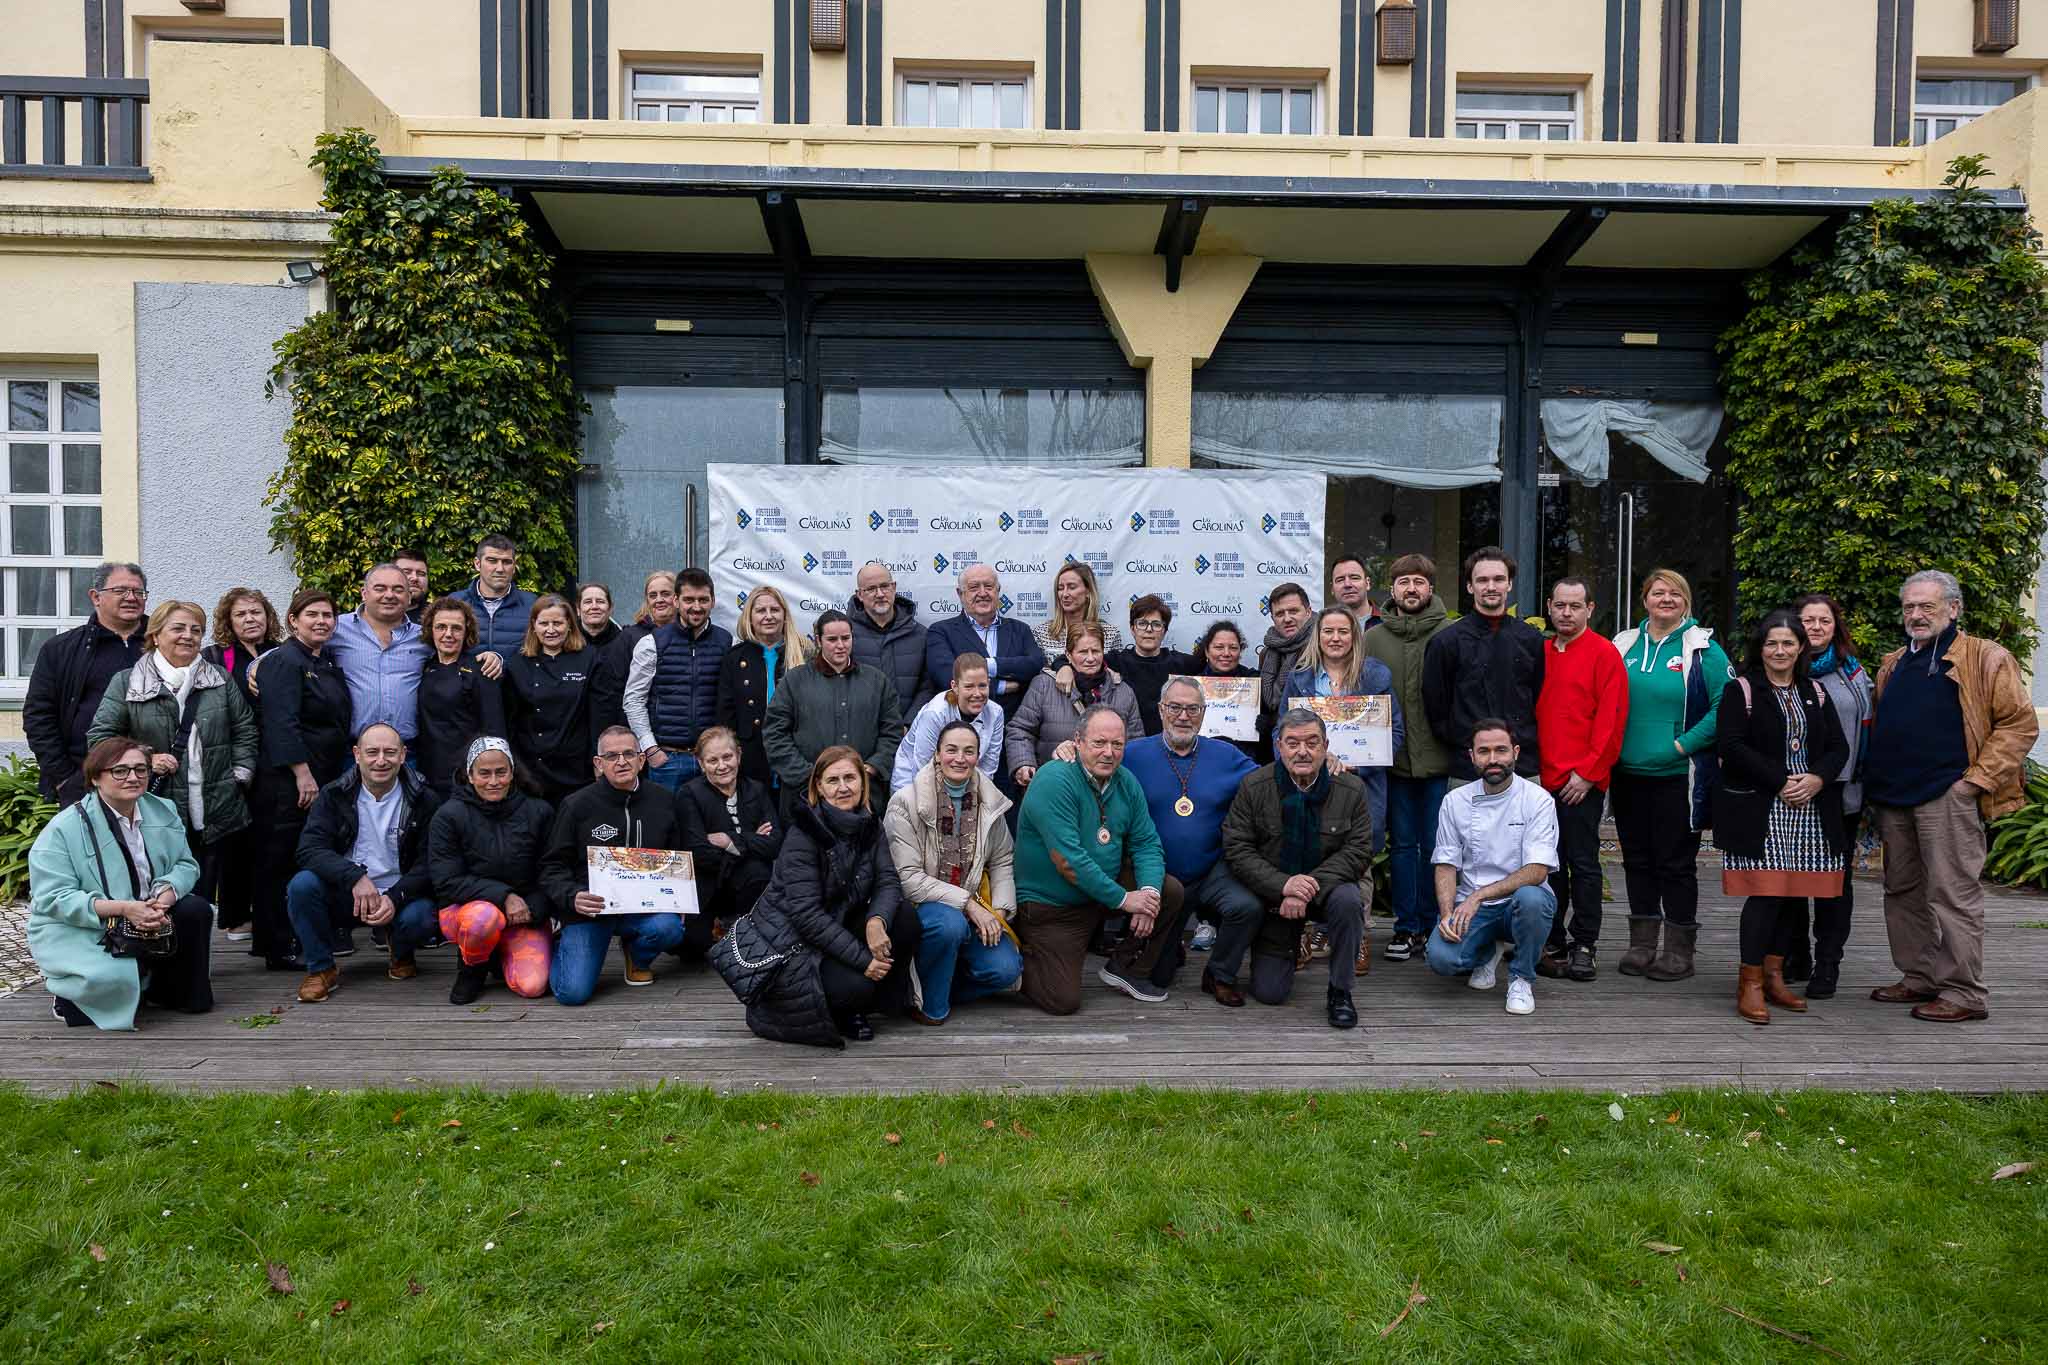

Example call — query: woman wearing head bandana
[426,736,559,1004]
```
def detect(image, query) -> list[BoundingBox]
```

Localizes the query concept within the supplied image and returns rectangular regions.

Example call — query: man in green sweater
[1013,705,1180,1013]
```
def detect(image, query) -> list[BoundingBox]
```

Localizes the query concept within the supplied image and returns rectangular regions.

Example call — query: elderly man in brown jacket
[1864,570,2038,1023]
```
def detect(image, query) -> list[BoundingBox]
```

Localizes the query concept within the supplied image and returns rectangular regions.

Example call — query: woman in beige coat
[884,719,1021,1024]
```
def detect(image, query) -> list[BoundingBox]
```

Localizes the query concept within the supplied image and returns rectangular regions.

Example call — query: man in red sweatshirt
[1534,577,1629,981]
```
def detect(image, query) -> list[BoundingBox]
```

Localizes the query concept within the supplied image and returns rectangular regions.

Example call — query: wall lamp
[285,260,327,285]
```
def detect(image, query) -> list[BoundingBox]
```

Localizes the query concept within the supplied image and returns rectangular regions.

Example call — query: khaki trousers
[1873,783,1989,1012]
[1014,874,1186,1016]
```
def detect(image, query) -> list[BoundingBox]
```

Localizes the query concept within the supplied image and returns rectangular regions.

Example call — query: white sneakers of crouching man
[1466,940,1535,1014]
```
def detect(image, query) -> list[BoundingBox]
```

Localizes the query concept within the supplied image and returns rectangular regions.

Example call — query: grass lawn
[1,1086,2042,1362]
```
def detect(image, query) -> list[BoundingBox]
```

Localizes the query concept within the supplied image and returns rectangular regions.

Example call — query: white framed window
[1455,88,1579,141]
[1192,81,1318,135]
[897,73,1031,130]
[627,69,762,124]
[1913,73,2031,145]
[1,371,104,693]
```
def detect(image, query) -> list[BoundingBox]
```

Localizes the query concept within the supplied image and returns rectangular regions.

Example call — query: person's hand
[1277,894,1307,921]
[477,651,505,681]
[706,832,736,852]
[363,894,397,927]
[1560,772,1594,806]
[1325,751,1346,775]
[1780,774,1823,806]
[644,747,668,769]
[1120,887,1160,919]
[504,893,532,926]
[1052,741,1078,763]
[350,875,382,920]
[1951,777,1983,800]
[1014,766,1037,788]
[295,770,319,808]
[573,891,607,918]
[149,753,178,777]
[965,902,1004,948]
[1440,896,1482,943]
[1282,873,1320,905]
[754,821,775,837]
[863,955,891,982]
[125,899,168,932]
[1054,665,1075,693]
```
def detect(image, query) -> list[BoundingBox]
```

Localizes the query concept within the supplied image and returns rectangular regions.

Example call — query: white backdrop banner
[708,465,1327,654]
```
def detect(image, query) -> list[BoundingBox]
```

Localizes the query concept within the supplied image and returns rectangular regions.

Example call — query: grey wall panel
[134,283,301,613]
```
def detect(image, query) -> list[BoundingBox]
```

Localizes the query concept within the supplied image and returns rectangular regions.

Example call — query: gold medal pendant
[1173,796,1195,818]
[1097,825,1112,845]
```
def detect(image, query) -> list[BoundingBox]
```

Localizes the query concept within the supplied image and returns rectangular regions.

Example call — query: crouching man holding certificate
[539,725,693,1005]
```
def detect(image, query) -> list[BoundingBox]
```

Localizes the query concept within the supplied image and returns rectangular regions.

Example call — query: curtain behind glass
[1541,399,1722,484]
[820,387,1144,467]
[1191,391,1504,489]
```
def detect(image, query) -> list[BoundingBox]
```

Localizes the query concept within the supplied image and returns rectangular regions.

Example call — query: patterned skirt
[1723,798,1844,898]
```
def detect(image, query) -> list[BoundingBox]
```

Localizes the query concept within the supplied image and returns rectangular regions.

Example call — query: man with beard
[1423,720,1559,1016]
[848,561,933,718]
[1423,546,1544,780]
[1364,553,1453,961]
[1255,581,1315,755]
[625,567,731,792]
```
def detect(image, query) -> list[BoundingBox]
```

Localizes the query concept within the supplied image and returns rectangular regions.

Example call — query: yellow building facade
[6,0,2048,737]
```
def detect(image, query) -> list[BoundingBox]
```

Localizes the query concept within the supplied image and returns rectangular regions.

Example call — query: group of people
[23,538,2031,1044]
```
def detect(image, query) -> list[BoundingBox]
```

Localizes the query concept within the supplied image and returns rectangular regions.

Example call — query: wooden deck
[3,876,2045,1096]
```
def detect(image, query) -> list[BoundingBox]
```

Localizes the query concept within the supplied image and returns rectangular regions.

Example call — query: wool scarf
[1275,762,1331,876]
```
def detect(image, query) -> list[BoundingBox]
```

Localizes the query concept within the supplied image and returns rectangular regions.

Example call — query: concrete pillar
[1084,252,1262,468]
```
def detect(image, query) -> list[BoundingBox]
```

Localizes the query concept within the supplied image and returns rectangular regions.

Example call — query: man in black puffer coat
[846,565,933,718]
[1423,546,1546,780]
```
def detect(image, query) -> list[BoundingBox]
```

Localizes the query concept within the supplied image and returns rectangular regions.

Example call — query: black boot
[1806,958,1841,1000]
[448,961,489,1006]
[1326,987,1357,1030]
[835,1012,874,1042]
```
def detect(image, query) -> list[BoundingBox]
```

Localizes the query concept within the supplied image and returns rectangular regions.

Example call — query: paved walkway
[2,877,2043,1095]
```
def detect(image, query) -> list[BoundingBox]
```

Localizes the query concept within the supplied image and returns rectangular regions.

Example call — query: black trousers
[1738,895,1804,967]
[252,771,308,960]
[141,895,217,1015]
[1609,770,1700,926]
[208,826,260,928]
[817,900,922,1015]
[1783,811,1862,970]
[1545,788,1606,949]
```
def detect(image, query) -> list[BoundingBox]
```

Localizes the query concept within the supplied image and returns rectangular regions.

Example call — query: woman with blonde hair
[717,584,808,785]
[891,651,1004,791]
[589,570,679,735]
[501,593,594,803]
[1034,561,1123,658]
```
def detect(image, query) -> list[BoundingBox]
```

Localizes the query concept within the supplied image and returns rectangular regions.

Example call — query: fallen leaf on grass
[800,1171,820,1187]
[1676,1263,1689,1284]
[1992,1162,2035,1181]
[1718,1304,1846,1359]
[1743,1131,1763,1145]
[406,1279,423,1297]
[1665,1111,1682,1125]
[1817,1276,1834,1288]
[592,1321,613,1336]
[1240,1207,1255,1223]
[390,1110,404,1123]
[1607,1103,1625,1122]
[981,1119,997,1130]
[884,1132,903,1146]
[1052,1354,1103,1364]
[935,1152,948,1166]
[1012,1121,1036,1138]
[1419,1129,1438,1137]
[1378,1277,1427,1339]
[330,1299,350,1317]
[265,1262,295,1295]
[1642,1241,1684,1255]
[1530,1114,1550,1130]
[1395,1141,1408,1153]
[1484,1138,1504,1146]
[1774,1105,1788,1116]
[1043,1305,1058,1320]
[87,1244,106,1263]
[439,1120,461,1129]
[1161,1223,1184,1241]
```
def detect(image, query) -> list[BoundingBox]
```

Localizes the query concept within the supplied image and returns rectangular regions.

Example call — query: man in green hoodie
[1364,553,1453,961]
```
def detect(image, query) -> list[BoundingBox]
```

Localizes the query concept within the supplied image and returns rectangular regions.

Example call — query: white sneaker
[1468,941,1509,991]
[1505,978,1536,1015]
[222,929,252,942]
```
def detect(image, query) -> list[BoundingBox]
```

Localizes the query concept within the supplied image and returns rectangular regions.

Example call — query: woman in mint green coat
[28,736,211,1030]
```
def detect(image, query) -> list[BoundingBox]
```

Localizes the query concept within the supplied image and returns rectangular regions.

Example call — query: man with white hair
[1864,569,2036,1023]
[924,564,1046,703]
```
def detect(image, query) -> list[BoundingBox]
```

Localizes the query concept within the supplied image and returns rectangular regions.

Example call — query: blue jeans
[1424,884,1557,985]
[914,900,1023,1021]
[1387,775,1450,936]
[550,912,690,1005]
[644,752,699,792]
[283,869,437,974]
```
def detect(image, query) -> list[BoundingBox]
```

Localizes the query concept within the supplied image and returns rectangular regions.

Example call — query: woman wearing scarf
[89,600,257,906]
[1005,623,1143,789]
[885,719,1021,1024]
[893,651,1004,792]
[717,584,807,787]
[1788,593,1875,998]
[426,736,559,1004]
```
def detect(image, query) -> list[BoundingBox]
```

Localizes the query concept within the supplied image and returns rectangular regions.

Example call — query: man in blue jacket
[451,534,537,657]
[624,567,731,792]
[925,564,1046,703]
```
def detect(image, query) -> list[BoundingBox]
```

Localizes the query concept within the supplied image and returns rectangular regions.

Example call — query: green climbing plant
[266,129,583,598]
[1718,153,2048,659]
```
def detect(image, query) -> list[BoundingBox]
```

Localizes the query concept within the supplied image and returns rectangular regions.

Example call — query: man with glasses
[24,560,148,804]
[848,561,932,718]
[1865,569,2037,1023]
[539,725,695,1004]
[1122,676,1258,975]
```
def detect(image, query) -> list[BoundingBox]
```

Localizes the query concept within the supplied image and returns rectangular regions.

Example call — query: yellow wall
[881,0,1046,126]
[1447,0,1600,134]
[1736,1,1879,147]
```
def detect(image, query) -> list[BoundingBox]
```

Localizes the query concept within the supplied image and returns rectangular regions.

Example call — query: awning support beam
[760,190,811,266]
[1153,197,1207,292]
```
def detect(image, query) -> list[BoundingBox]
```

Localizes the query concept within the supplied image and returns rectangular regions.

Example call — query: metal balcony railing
[0,77,150,180]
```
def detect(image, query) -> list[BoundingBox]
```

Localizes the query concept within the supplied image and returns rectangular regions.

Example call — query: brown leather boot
[1762,955,1807,1012]
[1737,964,1769,1025]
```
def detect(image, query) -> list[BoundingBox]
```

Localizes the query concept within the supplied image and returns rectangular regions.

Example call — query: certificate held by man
[1182,674,1258,741]
[1305,695,1394,768]
[587,847,700,916]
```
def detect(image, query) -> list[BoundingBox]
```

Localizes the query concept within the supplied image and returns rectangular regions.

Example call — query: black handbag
[86,798,178,960]
[707,911,801,1005]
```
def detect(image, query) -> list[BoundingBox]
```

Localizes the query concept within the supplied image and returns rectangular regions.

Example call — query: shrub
[0,755,55,901]
[1718,154,2048,659]
[265,130,584,599]
[1986,759,2048,889]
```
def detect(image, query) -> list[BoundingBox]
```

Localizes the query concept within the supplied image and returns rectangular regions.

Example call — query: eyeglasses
[1133,619,1166,630]
[597,752,640,765]
[104,764,150,779]
[860,581,896,592]
[1160,703,1203,718]
[97,587,146,599]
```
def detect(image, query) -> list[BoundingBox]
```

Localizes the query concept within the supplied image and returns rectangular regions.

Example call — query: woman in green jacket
[1607,568,1733,984]
[89,599,258,903]
[28,735,210,1028]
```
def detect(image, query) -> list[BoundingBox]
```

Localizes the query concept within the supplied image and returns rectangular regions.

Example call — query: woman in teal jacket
[28,735,210,1029]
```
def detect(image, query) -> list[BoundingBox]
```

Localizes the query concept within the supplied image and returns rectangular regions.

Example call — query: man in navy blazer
[924,564,1047,702]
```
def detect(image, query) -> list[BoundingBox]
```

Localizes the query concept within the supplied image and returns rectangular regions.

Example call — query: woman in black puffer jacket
[427,737,558,1006]
[737,745,919,1047]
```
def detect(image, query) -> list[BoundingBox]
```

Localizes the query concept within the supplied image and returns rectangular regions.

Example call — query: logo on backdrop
[994,558,1049,576]
[999,593,1016,615]
[1264,510,1313,538]
[1192,516,1244,533]
[801,550,855,577]
[1257,560,1314,577]
[736,505,788,533]
[1062,516,1116,533]
[871,508,919,534]
[1124,558,1180,576]
[798,515,853,530]
[1189,600,1244,616]
[1001,507,1051,535]
[1257,594,1272,617]
[1134,508,1182,535]
[730,555,786,573]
